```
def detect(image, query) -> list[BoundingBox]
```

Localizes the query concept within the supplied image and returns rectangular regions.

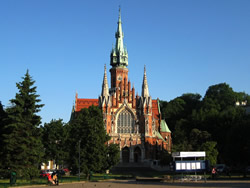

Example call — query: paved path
[16,179,250,188]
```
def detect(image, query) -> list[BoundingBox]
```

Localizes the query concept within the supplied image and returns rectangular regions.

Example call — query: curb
[13,181,86,188]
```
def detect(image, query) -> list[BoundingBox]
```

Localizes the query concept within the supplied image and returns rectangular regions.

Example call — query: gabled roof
[75,98,98,112]
[160,120,171,133]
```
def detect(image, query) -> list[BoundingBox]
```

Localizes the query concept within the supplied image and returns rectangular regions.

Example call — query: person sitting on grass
[52,172,58,185]
[47,173,55,185]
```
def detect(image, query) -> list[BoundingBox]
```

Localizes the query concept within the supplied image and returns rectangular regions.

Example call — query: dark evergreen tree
[42,119,67,169]
[0,102,6,151]
[1,70,44,179]
[0,102,8,176]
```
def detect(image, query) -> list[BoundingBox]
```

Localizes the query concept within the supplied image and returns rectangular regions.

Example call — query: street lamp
[78,140,81,181]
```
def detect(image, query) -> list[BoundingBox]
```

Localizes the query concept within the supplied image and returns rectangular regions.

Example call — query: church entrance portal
[122,147,130,163]
[134,147,141,163]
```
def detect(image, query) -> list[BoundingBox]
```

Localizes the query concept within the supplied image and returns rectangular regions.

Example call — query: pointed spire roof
[101,64,109,97]
[110,7,128,68]
[142,65,149,97]
[115,7,124,53]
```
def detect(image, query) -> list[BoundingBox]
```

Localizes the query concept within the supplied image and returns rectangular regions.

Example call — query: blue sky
[0,0,250,125]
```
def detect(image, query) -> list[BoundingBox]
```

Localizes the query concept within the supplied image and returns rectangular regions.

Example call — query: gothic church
[73,9,171,163]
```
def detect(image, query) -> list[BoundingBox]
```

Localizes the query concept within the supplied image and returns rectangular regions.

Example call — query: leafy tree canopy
[67,106,119,178]
[200,141,218,166]
[42,119,68,168]
[204,83,236,111]
[161,82,250,168]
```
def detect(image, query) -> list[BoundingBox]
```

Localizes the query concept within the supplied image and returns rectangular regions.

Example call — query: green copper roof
[160,120,171,133]
[155,131,166,142]
[110,8,128,68]
[115,8,125,54]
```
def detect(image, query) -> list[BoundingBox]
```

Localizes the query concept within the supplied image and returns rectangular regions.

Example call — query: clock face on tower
[117,75,123,81]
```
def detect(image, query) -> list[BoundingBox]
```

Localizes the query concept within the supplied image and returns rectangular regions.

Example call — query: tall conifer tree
[2,70,44,179]
[0,102,7,175]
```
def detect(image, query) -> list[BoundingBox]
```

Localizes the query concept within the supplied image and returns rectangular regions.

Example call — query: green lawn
[0,174,131,187]
[0,177,48,187]
[0,173,249,187]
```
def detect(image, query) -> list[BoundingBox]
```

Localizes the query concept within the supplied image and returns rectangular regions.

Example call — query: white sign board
[172,151,206,158]
[174,160,207,172]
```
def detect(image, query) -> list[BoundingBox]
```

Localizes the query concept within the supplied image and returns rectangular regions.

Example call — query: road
[16,179,250,188]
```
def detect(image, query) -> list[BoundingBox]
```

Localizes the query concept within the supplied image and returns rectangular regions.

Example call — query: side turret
[139,66,152,112]
[99,65,111,108]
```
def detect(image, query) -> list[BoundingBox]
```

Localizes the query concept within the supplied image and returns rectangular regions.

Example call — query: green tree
[105,143,120,171]
[203,83,236,111]
[0,102,6,151]
[162,98,185,132]
[67,106,118,179]
[223,115,250,167]
[0,102,8,176]
[200,141,218,166]
[189,128,211,150]
[1,70,44,179]
[179,93,202,117]
[157,83,249,167]
[171,119,190,150]
[159,150,172,166]
[235,92,250,104]
[162,93,202,151]
[42,119,67,169]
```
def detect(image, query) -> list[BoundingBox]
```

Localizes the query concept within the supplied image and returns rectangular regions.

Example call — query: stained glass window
[117,109,134,133]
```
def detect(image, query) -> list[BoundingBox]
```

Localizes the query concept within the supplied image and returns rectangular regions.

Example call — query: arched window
[117,109,134,133]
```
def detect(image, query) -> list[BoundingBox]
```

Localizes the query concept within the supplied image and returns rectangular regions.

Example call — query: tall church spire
[110,7,128,68]
[116,7,124,53]
[142,66,149,97]
[101,64,109,97]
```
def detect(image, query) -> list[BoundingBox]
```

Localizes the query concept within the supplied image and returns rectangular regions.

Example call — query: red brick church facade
[73,9,171,163]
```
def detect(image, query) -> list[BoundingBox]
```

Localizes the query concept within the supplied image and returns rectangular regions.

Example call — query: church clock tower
[74,7,172,164]
[110,8,129,90]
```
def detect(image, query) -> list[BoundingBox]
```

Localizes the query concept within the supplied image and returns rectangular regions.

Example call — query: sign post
[172,151,208,182]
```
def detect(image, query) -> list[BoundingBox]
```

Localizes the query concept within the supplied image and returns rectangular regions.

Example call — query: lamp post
[78,140,81,181]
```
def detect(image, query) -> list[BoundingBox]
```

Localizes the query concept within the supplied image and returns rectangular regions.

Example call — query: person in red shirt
[211,167,217,179]
[47,173,55,184]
